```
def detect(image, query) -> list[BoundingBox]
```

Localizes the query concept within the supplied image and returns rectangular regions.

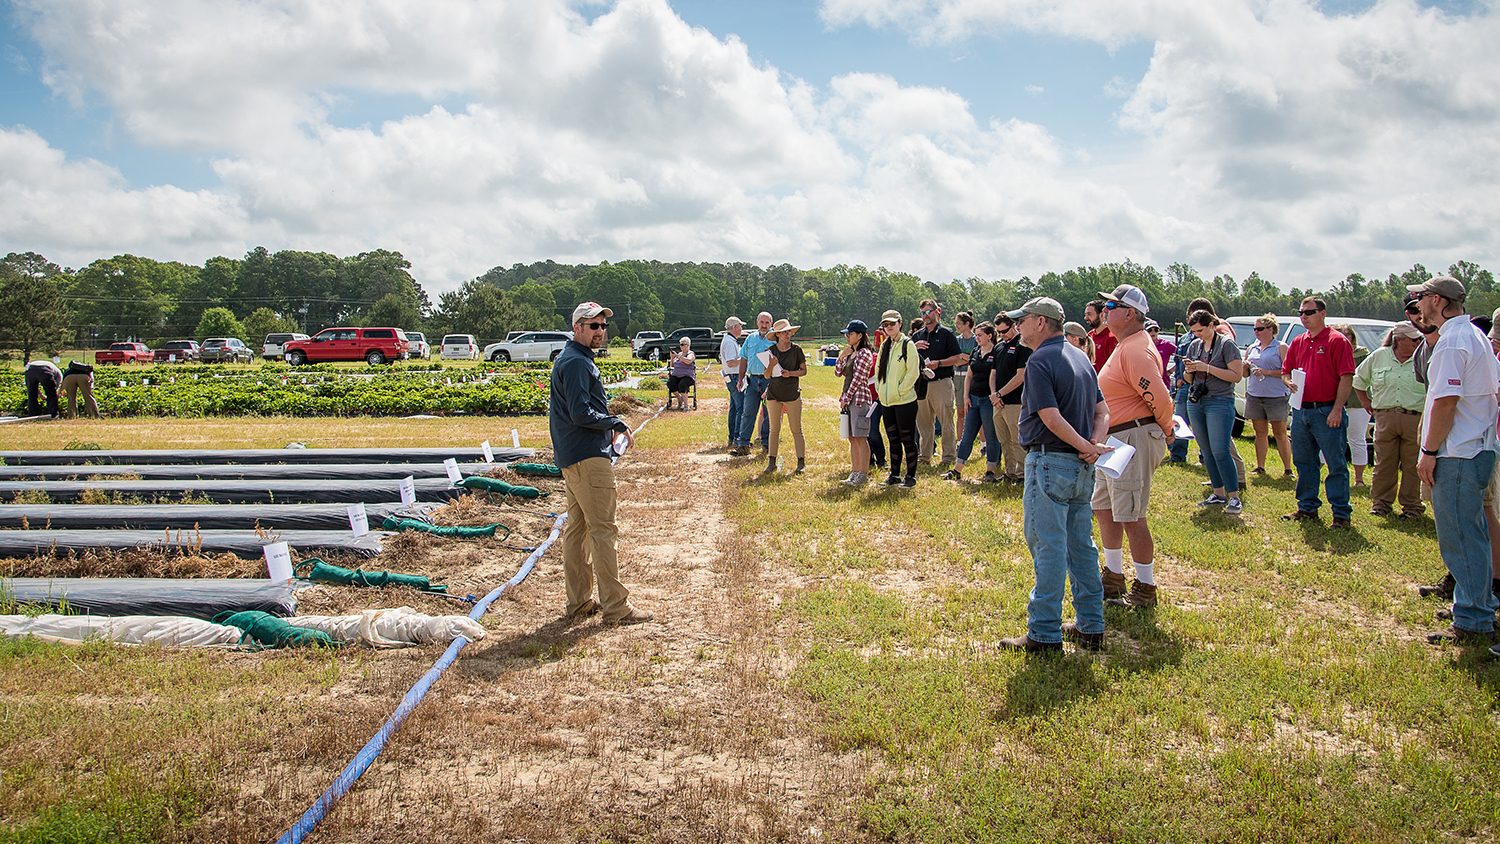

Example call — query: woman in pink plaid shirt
[835,319,878,486]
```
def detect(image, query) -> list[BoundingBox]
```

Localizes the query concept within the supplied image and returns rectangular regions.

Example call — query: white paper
[756,350,771,369]
[866,402,878,418]
[346,503,369,536]
[1288,368,1306,411]
[770,363,783,377]
[838,413,851,440]
[613,432,629,457]
[1096,435,1137,480]
[480,440,494,463]
[511,429,520,449]
[443,458,462,483]
[1172,415,1194,439]
[262,542,293,582]
[399,475,417,505]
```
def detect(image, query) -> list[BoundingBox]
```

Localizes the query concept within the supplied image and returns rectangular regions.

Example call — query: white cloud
[2,0,1496,293]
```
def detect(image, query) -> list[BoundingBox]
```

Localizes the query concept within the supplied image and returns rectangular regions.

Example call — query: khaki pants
[916,375,956,464]
[766,398,805,459]
[61,374,98,418]
[561,457,630,620]
[993,402,1025,480]
[1372,409,1422,516]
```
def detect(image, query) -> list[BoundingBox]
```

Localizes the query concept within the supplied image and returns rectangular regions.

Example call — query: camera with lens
[1187,381,1209,404]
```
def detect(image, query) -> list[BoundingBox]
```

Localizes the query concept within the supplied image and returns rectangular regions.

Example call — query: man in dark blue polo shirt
[549,302,653,627]
[998,297,1111,654]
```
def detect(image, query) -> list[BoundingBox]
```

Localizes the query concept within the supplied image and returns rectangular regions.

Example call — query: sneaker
[1283,469,1294,477]
[901,476,916,488]
[1101,567,1127,600]
[996,634,1062,655]
[1061,622,1104,651]
[1419,573,1455,599]
[795,458,806,474]
[1108,580,1158,609]
[1281,510,1318,522]
[981,471,1000,484]
[883,474,901,486]
[1369,507,1391,517]
[1252,466,1266,475]
[850,472,868,486]
[1224,497,1243,516]
[840,473,856,485]
[604,607,655,627]
[942,469,961,481]
[1198,493,1227,507]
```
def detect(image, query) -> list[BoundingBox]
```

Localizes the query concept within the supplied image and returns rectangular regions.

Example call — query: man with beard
[1085,299,1117,372]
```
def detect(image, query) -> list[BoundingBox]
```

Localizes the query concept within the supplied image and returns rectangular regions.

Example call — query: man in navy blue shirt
[549,302,653,626]
[998,297,1111,654]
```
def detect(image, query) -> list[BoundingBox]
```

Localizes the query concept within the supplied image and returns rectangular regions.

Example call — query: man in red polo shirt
[1085,300,1117,372]
[1281,296,1357,527]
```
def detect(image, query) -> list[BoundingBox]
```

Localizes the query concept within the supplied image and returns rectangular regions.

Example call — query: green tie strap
[380,516,509,538]
[510,462,562,477]
[455,475,547,498]
[296,558,448,593]
[212,610,338,649]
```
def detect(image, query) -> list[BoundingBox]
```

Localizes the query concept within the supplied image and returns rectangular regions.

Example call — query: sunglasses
[1405,305,1421,314]
[1255,325,1273,331]
[919,309,935,316]
[583,321,608,330]
[1298,309,1321,316]
[1102,301,1126,310]
[881,321,899,327]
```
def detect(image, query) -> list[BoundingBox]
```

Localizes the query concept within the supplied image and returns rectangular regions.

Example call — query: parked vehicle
[483,331,573,362]
[632,330,663,353]
[95,342,153,365]
[199,337,254,364]
[283,327,409,366]
[262,332,309,360]
[154,340,200,363]
[635,327,720,361]
[439,334,481,360]
[1220,315,1394,435]
[404,331,431,359]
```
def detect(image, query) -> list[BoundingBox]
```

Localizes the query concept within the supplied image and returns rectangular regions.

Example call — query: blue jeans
[1024,451,1105,643]
[957,393,999,466]
[1432,451,1499,633]
[1186,394,1239,494]
[724,376,746,446]
[737,374,771,448]
[1168,384,1191,461]
[1290,405,1351,519]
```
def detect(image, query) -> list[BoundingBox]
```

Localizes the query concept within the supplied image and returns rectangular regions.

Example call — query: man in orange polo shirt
[1092,285,1175,607]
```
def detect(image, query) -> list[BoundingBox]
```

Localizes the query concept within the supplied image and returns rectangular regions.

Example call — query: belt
[1300,401,1335,409]
[1107,416,1157,435]
[1026,443,1078,455]
[1374,407,1421,415]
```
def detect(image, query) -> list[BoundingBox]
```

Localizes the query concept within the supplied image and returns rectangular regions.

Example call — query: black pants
[25,369,59,417]
[868,403,886,466]
[882,401,919,480]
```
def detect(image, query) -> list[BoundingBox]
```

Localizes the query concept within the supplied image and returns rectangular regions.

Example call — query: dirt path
[300,409,870,842]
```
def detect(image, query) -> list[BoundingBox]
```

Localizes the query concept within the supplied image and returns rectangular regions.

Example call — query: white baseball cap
[571,301,613,324]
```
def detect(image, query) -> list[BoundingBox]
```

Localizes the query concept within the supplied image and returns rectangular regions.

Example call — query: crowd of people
[706,278,1500,656]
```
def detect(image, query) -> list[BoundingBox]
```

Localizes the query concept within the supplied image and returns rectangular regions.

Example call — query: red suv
[283,327,409,365]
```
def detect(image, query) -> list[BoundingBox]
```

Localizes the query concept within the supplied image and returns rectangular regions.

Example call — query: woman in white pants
[1333,324,1371,486]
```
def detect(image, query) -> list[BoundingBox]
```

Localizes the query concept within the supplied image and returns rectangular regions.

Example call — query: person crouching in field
[998,297,1112,654]
[835,319,877,486]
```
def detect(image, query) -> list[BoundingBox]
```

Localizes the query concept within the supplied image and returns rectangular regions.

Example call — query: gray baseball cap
[1006,296,1065,322]
[1406,275,1466,303]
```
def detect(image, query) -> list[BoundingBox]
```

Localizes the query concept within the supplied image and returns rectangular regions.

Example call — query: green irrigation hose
[212,610,338,649]
[510,462,562,478]
[296,558,448,593]
[455,475,547,498]
[380,516,509,538]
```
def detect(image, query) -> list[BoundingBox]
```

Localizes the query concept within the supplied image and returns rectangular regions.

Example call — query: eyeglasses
[1298,309,1321,317]
[583,321,608,330]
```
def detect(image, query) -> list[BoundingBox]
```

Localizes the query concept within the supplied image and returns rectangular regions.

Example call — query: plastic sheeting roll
[0,502,434,531]
[0,446,533,466]
[1,577,296,618]
[0,614,243,647]
[293,607,486,649]
[0,529,385,559]
[0,462,504,481]
[0,477,464,504]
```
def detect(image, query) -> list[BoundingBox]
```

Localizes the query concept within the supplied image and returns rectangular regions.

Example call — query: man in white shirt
[1411,275,1500,646]
[720,317,746,450]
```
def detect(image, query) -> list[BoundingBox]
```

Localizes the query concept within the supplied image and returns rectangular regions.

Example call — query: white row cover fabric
[0,614,242,647]
[292,606,486,648]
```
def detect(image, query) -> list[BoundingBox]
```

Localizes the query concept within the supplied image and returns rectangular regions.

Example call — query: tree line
[0,247,1493,361]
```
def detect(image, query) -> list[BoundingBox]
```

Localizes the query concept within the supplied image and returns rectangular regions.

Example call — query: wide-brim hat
[768,318,800,336]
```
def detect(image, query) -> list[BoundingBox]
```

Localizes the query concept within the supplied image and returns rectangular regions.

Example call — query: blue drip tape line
[275,511,566,844]
[276,404,664,844]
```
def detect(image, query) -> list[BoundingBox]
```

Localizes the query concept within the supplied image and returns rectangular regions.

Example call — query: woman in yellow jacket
[874,308,922,487]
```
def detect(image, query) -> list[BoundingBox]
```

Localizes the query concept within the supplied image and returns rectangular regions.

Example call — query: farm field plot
[1,367,1498,843]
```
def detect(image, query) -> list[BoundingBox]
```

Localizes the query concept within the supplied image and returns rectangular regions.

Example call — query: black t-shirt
[966,346,998,396]
[765,344,806,402]
[993,336,1030,404]
[912,324,962,379]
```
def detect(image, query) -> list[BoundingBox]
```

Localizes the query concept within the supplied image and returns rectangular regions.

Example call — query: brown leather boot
[1061,622,1104,651]
[1108,580,1158,608]
[1101,567,1127,600]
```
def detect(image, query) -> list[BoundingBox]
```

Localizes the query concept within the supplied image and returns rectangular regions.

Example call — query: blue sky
[0,0,1496,291]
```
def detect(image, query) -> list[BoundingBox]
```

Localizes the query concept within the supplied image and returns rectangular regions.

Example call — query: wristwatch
[1421,447,1439,456]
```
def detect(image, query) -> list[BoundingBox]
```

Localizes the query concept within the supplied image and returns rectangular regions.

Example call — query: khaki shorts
[1091,422,1167,522]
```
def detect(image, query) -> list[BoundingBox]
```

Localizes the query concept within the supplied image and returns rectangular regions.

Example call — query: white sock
[1103,548,1125,574]
[1134,561,1155,586]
